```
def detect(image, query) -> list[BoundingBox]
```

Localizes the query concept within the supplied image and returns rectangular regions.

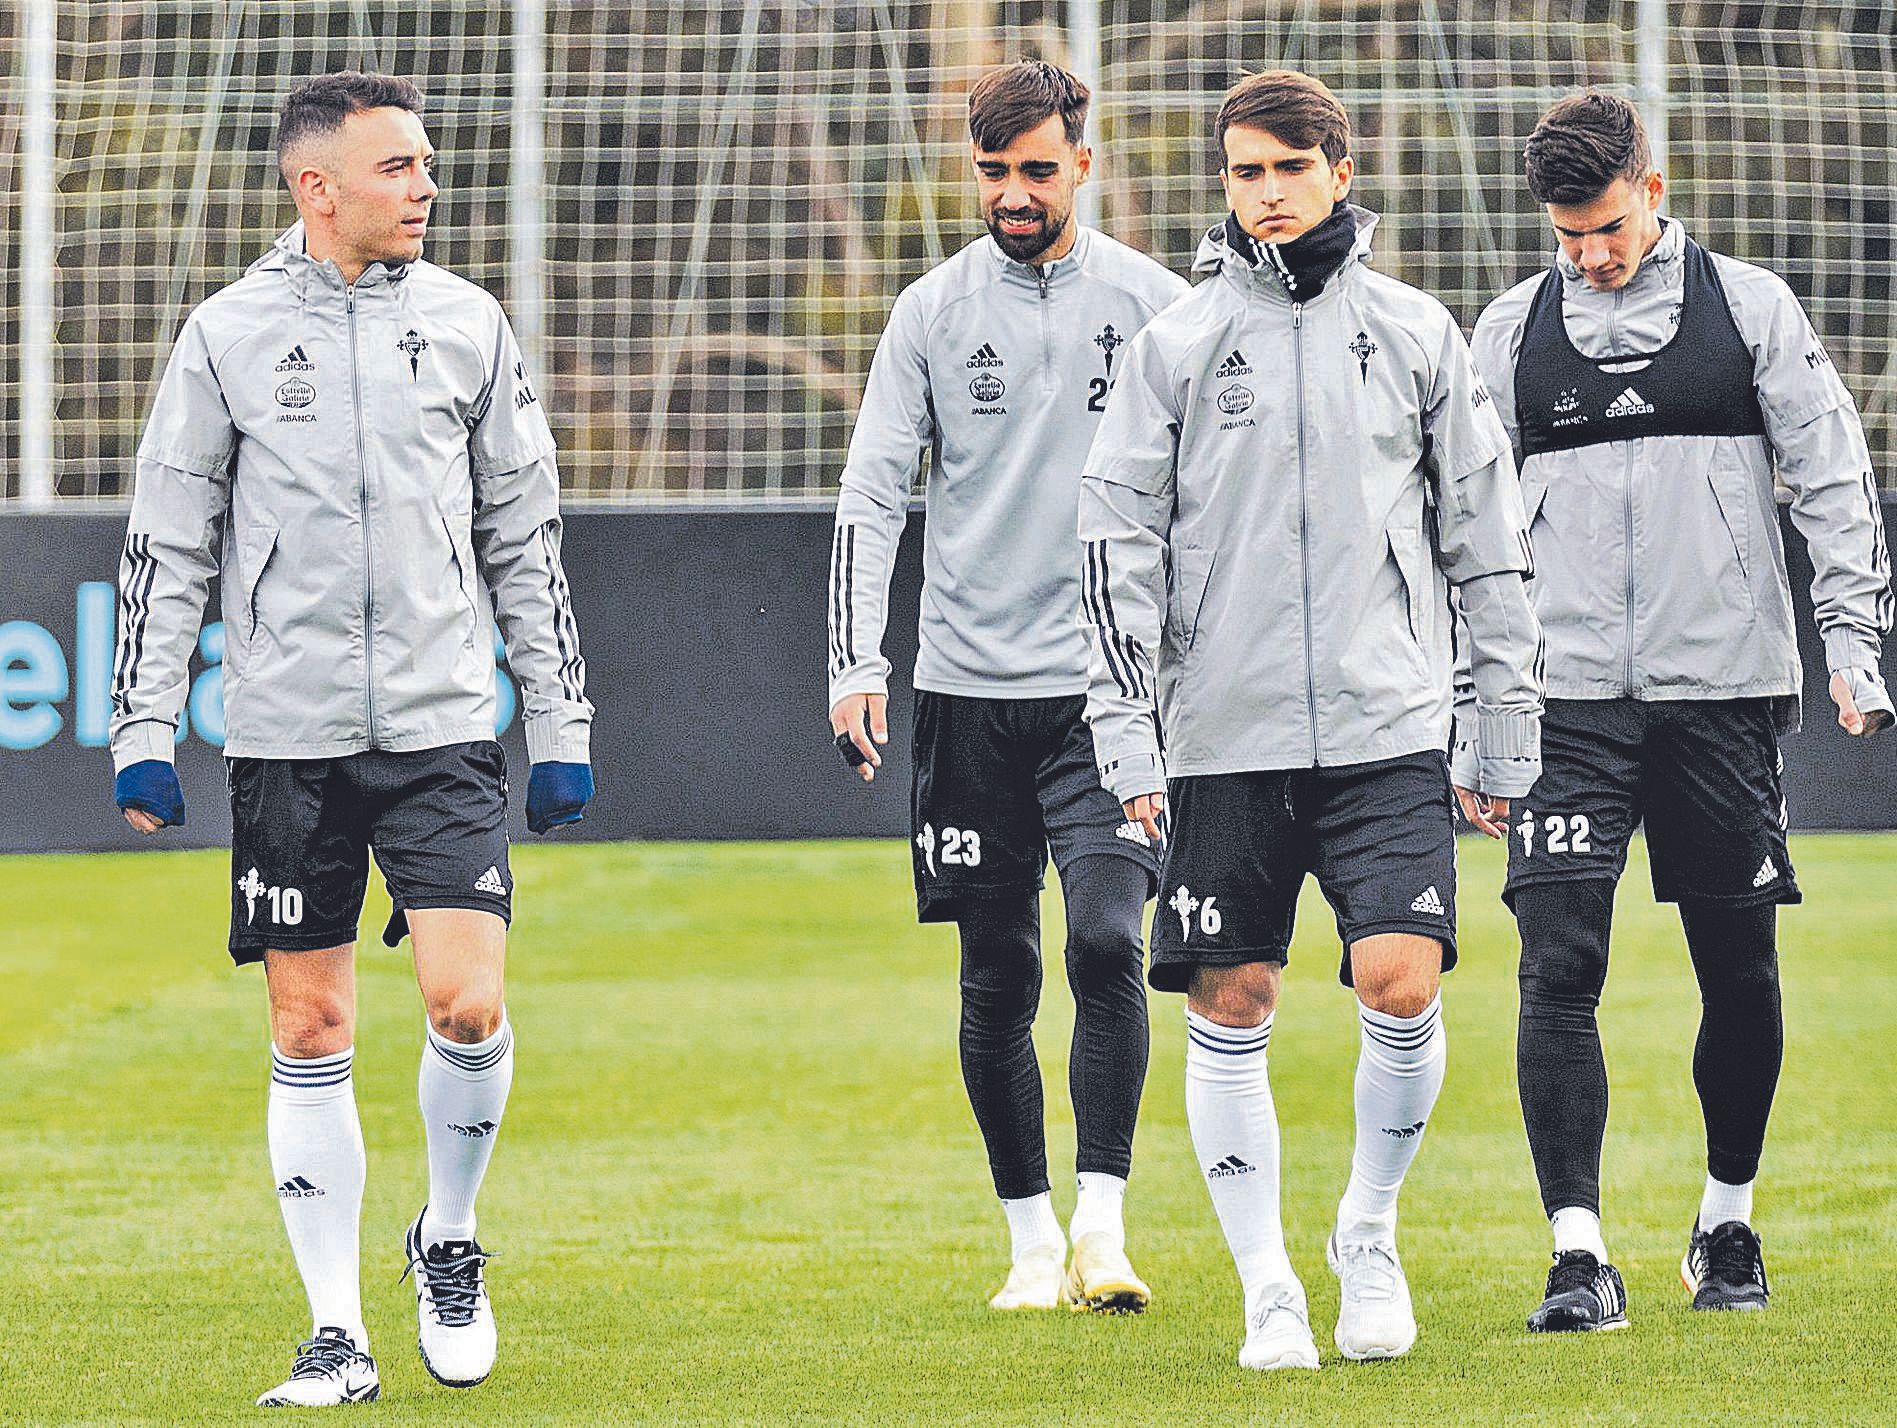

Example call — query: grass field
[4,835,1894,1425]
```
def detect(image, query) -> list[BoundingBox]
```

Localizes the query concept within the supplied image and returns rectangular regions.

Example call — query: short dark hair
[967,61,1090,152]
[277,71,425,174]
[1524,92,1653,204]
[1217,69,1351,166]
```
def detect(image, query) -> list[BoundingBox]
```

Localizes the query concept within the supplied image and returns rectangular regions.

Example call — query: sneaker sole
[1527,1311,1631,1334]
[1337,1335,1417,1362]
[256,1383,381,1407]
[1061,1268,1150,1315]
[418,1337,492,1389]
[1239,1348,1321,1372]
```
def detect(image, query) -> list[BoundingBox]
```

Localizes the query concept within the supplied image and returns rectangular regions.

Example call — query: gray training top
[826,225,1189,708]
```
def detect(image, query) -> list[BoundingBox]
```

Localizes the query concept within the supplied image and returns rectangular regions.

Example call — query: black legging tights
[1515,880,1783,1216]
[956,856,1150,1201]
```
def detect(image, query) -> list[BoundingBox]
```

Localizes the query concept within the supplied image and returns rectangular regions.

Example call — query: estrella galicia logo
[397,329,430,379]
[274,378,315,409]
[1217,384,1253,415]
[969,373,1006,403]
[1348,330,1378,382]
[1552,386,1584,426]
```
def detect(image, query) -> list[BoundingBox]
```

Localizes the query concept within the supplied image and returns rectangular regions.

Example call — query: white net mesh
[0,1,1893,503]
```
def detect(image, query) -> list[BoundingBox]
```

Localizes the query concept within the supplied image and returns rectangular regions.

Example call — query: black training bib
[1515,238,1766,458]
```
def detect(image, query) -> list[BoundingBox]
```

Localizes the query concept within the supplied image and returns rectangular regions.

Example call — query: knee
[1187,963,1279,1024]
[426,990,505,1045]
[1354,963,1440,1020]
[1062,922,1141,994]
[272,989,355,1058]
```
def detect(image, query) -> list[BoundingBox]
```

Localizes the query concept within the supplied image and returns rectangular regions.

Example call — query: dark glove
[114,759,186,827]
[526,761,593,834]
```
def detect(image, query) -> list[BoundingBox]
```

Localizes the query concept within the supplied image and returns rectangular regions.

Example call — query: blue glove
[526,761,593,834]
[114,759,186,828]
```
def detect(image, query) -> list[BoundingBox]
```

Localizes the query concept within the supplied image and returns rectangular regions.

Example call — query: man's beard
[987,205,1069,263]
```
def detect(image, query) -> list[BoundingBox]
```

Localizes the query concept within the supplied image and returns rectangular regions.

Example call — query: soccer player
[826,61,1187,1313]
[109,72,594,1406]
[1471,93,1892,1331]
[1080,70,1543,1369]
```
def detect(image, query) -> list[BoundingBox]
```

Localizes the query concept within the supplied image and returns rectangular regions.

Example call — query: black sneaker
[1682,1218,1769,1311]
[1526,1250,1629,1333]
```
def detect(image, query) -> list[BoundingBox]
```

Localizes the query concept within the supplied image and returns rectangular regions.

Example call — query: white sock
[267,1046,367,1348]
[418,1017,515,1247]
[1185,1009,1294,1296]
[1069,1172,1127,1249]
[1550,1206,1611,1264]
[1000,1192,1065,1262]
[1336,996,1447,1242]
[1700,1174,1755,1230]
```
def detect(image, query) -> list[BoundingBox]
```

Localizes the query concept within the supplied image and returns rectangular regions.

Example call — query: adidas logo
[1206,1154,1256,1179]
[274,344,315,373]
[1214,349,1253,378]
[1604,385,1655,418]
[965,342,1004,369]
[474,866,508,896]
[277,1176,324,1199]
[449,1120,498,1138]
[1410,885,1445,916]
[1382,1120,1428,1139]
[1753,856,1779,889]
[1115,820,1152,848]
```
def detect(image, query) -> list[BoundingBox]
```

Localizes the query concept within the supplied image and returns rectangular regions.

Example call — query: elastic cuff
[1476,754,1541,799]
[827,660,892,709]
[1477,706,1541,760]
[111,721,178,771]
[1823,625,1881,676]
[524,711,591,764]
[1101,751,1167,803]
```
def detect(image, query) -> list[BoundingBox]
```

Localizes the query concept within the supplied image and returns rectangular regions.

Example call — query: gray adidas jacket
[1472,218,1892,723]
[827,226,1188,706]
[1080,207,1544,803]
[111,222,592,769]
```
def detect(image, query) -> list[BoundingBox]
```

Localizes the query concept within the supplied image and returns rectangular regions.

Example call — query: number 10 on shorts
[237,866,304,926]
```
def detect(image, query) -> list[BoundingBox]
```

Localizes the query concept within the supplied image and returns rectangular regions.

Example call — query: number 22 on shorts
[1515,807,1592,857]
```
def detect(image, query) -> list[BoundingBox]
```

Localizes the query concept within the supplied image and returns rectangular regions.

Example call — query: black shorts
[1504,698,1800,908]
[226,741,513,965]
[1149,752,1459,993]
[910,691,1161,922]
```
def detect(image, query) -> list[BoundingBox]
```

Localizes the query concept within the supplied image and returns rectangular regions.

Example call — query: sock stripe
[1187,1025,1271,1056]
[271,1048,354,1087]
[428,1026,512,1073]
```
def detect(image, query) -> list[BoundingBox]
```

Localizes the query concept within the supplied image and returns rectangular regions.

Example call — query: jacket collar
[1554,214,1684,294]
[248,220,414,301]
[1194,203,1380,303]
[984,223,1094,289]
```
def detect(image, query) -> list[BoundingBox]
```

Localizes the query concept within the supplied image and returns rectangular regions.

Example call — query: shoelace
[402,1241,493,1327]
[1703,1223,1765,1289]
[1545,1250,1604,1300]
[289,1332,360,1381]
[1336,1241,1400,1303]
[1247,1288,1306,1333]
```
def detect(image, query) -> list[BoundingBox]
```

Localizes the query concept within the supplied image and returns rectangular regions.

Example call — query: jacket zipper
[1293,301,1320,763]
[347,284,377,743]
[1622,438,1637,694]
[1037,268,1053,394]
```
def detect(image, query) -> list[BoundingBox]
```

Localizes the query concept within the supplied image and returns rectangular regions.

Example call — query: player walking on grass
[1471,93,1892,1333]
[1081,70,1544,1369]
[826,61,1187,1313]
[109,72,594,1406]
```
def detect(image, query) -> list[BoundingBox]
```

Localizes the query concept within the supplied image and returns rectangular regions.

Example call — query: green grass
[3,836,1894,1424]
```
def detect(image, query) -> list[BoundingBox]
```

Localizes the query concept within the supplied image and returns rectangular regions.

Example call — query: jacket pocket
[1705,449,1753,588]
[440,515,482,649]
[235,521,279,654]
[1386,525,1433,651]
[1168,545,1217,652]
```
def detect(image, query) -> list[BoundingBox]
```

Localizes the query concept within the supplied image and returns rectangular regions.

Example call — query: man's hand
[830,693,888,782]
[1453,785,1510,839]
[526,761,594,834]
[115,760,185,835]
[1121,791,1165,845]
[1830,670,1894,737]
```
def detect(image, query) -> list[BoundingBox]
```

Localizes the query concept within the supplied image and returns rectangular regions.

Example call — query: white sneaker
[989,1243,1065,1310]
[1060,1232,1151,1314]
[255,1327,379,1407]
[1327,1230,1417,1360]
[1238,1281,1321,1371]
[403,1209,497,1387]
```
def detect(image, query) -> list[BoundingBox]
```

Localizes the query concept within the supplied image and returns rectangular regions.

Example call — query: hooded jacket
[1079,205,1544,802]
[826,225,1189,707]
[1471,218,1891,723]
[111,223,592,768]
